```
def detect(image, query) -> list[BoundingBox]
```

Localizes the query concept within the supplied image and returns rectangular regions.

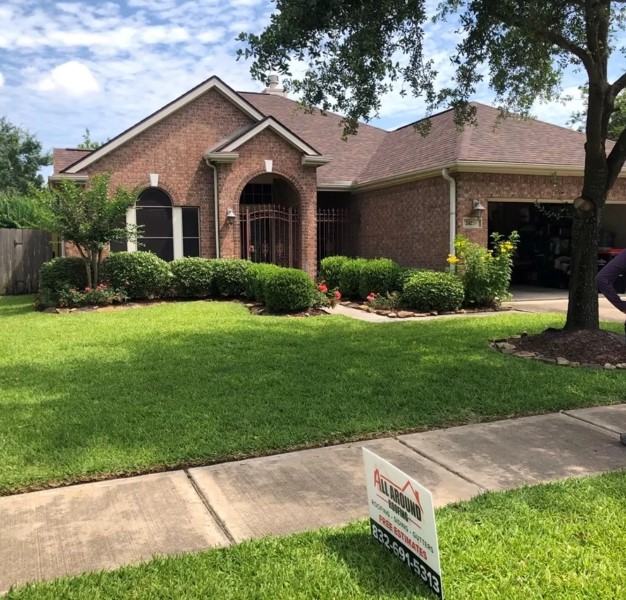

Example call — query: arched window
[137,188,173,261]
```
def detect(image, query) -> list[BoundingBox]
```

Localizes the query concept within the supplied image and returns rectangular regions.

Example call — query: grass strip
[7,472,626,599]
[0,296,623,493]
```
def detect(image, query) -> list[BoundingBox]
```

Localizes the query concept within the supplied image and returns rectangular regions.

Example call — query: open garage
[488,199,626,291]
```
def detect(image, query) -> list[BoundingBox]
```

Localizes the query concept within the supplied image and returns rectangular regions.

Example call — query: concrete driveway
[507,286,625,323]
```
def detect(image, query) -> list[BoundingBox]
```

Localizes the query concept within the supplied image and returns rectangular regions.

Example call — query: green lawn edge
[1,296,624,494]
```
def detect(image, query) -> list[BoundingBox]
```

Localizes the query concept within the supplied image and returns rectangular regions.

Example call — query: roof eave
[302,156,332,167]
[204,152,240,164]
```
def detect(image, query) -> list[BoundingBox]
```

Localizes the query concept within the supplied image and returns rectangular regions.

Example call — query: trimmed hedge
[338,258,368,299]
[171,258,215,298]
[358,258,400,299]
[401,271,464,312]
[210,259,251,297]
[319,256,350,290]
[263,268,316,313]
[101,252,172,299]
[39,257,88,305]
[245,262,283,303]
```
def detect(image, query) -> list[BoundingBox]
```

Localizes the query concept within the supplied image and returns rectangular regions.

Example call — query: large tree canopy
[0,117,50,194]
[239,0,626,330]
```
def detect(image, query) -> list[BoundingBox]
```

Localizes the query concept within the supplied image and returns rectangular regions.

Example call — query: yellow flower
[447,255,459,264]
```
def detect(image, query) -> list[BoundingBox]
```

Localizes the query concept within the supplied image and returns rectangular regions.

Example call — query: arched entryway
[239,175,301,268]
[136,187,174,261]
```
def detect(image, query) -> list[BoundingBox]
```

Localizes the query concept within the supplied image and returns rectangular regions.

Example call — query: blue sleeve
[596,249,626,312]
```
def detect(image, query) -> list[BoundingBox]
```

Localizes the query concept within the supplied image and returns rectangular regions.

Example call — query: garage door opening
[488,201,626,291]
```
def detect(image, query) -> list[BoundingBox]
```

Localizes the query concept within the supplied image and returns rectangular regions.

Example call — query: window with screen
[136,188,173,261]
[182,207,200,257]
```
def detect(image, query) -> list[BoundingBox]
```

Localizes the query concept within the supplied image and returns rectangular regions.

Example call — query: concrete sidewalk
[1,405,625,594]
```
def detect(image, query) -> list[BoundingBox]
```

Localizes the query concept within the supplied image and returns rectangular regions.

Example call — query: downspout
[205,159,220,258]
[441,168,456,272]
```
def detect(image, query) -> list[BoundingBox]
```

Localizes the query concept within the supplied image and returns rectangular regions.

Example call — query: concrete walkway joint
[1,404,625,593]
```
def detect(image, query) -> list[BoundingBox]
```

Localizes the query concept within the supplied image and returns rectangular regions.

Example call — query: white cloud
[0,72,4,87]
[35,61,100,96]
[197,29,225,43]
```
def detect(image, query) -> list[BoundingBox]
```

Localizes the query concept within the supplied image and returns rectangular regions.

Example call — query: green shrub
[319,255,350,290]
[0,192,43,229]
[263,268,316,313]
[454,232,520,308]
[171,258,215,298]
[358,258,400,298]
[401,271,464,312]
[338,258,368,299]
[398,267,421,286]
[101,252,172,299]
[245,262,283,303]
[210,259,251,297]
[39,257,88,305]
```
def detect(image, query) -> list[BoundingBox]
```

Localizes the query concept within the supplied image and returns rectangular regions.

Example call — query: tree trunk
[83,259,92,289]
[565,204,601,330]
[91,254,99,288]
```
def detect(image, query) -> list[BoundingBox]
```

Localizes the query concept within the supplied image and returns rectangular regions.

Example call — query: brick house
[52,75,626,286]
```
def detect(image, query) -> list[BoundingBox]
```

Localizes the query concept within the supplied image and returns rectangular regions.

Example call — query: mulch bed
[495,328,626,368]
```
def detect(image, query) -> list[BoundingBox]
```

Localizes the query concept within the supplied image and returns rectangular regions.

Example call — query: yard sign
[363,448,444,599]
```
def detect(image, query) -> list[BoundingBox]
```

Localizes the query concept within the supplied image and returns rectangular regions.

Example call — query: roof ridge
[239,91,387,133]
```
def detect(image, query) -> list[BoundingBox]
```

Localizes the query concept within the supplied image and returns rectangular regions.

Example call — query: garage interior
[488,200,626,291]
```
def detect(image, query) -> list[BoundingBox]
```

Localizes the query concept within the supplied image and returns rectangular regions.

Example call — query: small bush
[171,258,215,298]
[454,232,519,308]
[56,284,128,308]
[245,263,283,303]
[358,258,400,299]
[39,257,88,305]
[398,267,421,286]
[263,268,316,313]
[402,271,464,312]
[101,252,172,299]
[338,258,368,299]
[319,256,350,290]
[210,259,251,297]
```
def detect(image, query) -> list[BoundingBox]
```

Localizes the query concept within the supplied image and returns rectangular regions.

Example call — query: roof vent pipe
[441,168,456,272]
[264,73,286,96]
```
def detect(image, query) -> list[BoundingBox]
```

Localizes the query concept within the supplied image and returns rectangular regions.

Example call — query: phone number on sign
[370,521,442,598]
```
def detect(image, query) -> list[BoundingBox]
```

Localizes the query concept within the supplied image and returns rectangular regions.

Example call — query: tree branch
[606,127,626,189]
[610,72,626,96]
[494,8,598,79]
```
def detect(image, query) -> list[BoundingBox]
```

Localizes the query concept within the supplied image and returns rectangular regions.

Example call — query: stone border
[490,335,626,370]
[340,300,505,319]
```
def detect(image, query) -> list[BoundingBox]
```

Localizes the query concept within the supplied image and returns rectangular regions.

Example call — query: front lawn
[0,296,623,494]
[8,472,626,599]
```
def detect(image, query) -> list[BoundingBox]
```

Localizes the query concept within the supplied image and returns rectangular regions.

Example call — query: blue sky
[1,0,624,165]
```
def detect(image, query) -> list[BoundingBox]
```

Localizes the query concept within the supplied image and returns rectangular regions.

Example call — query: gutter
[205,158,220,258]
[441,168,456,272]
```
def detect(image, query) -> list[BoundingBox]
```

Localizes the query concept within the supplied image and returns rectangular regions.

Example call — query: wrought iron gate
[317,207,348,262]
[240,204,300,267]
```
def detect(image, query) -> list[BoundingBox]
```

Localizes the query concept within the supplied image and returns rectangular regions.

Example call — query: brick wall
[80,88,255,259]
[351,177,450,269]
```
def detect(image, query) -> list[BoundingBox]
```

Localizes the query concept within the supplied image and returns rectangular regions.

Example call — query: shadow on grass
[323,528,436,598]
[0,304,623,493]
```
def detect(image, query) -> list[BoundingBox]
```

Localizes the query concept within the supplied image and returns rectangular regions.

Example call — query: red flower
[334,290,341,300]
[317,284,328,293]
[366,292,377,302]
[85,287,92,292]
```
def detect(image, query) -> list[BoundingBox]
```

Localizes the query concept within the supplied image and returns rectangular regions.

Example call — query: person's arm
[596,249,626,312]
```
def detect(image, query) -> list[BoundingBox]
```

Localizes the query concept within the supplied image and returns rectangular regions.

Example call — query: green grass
[7,472,626,599]
[0,296,624,494]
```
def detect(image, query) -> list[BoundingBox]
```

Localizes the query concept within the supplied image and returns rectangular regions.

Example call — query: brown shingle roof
[239,92,387,185]
[358,103,589,184]
[52,148,92,174]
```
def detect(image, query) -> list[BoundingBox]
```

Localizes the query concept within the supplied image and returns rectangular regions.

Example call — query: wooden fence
[0,228,52,294]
